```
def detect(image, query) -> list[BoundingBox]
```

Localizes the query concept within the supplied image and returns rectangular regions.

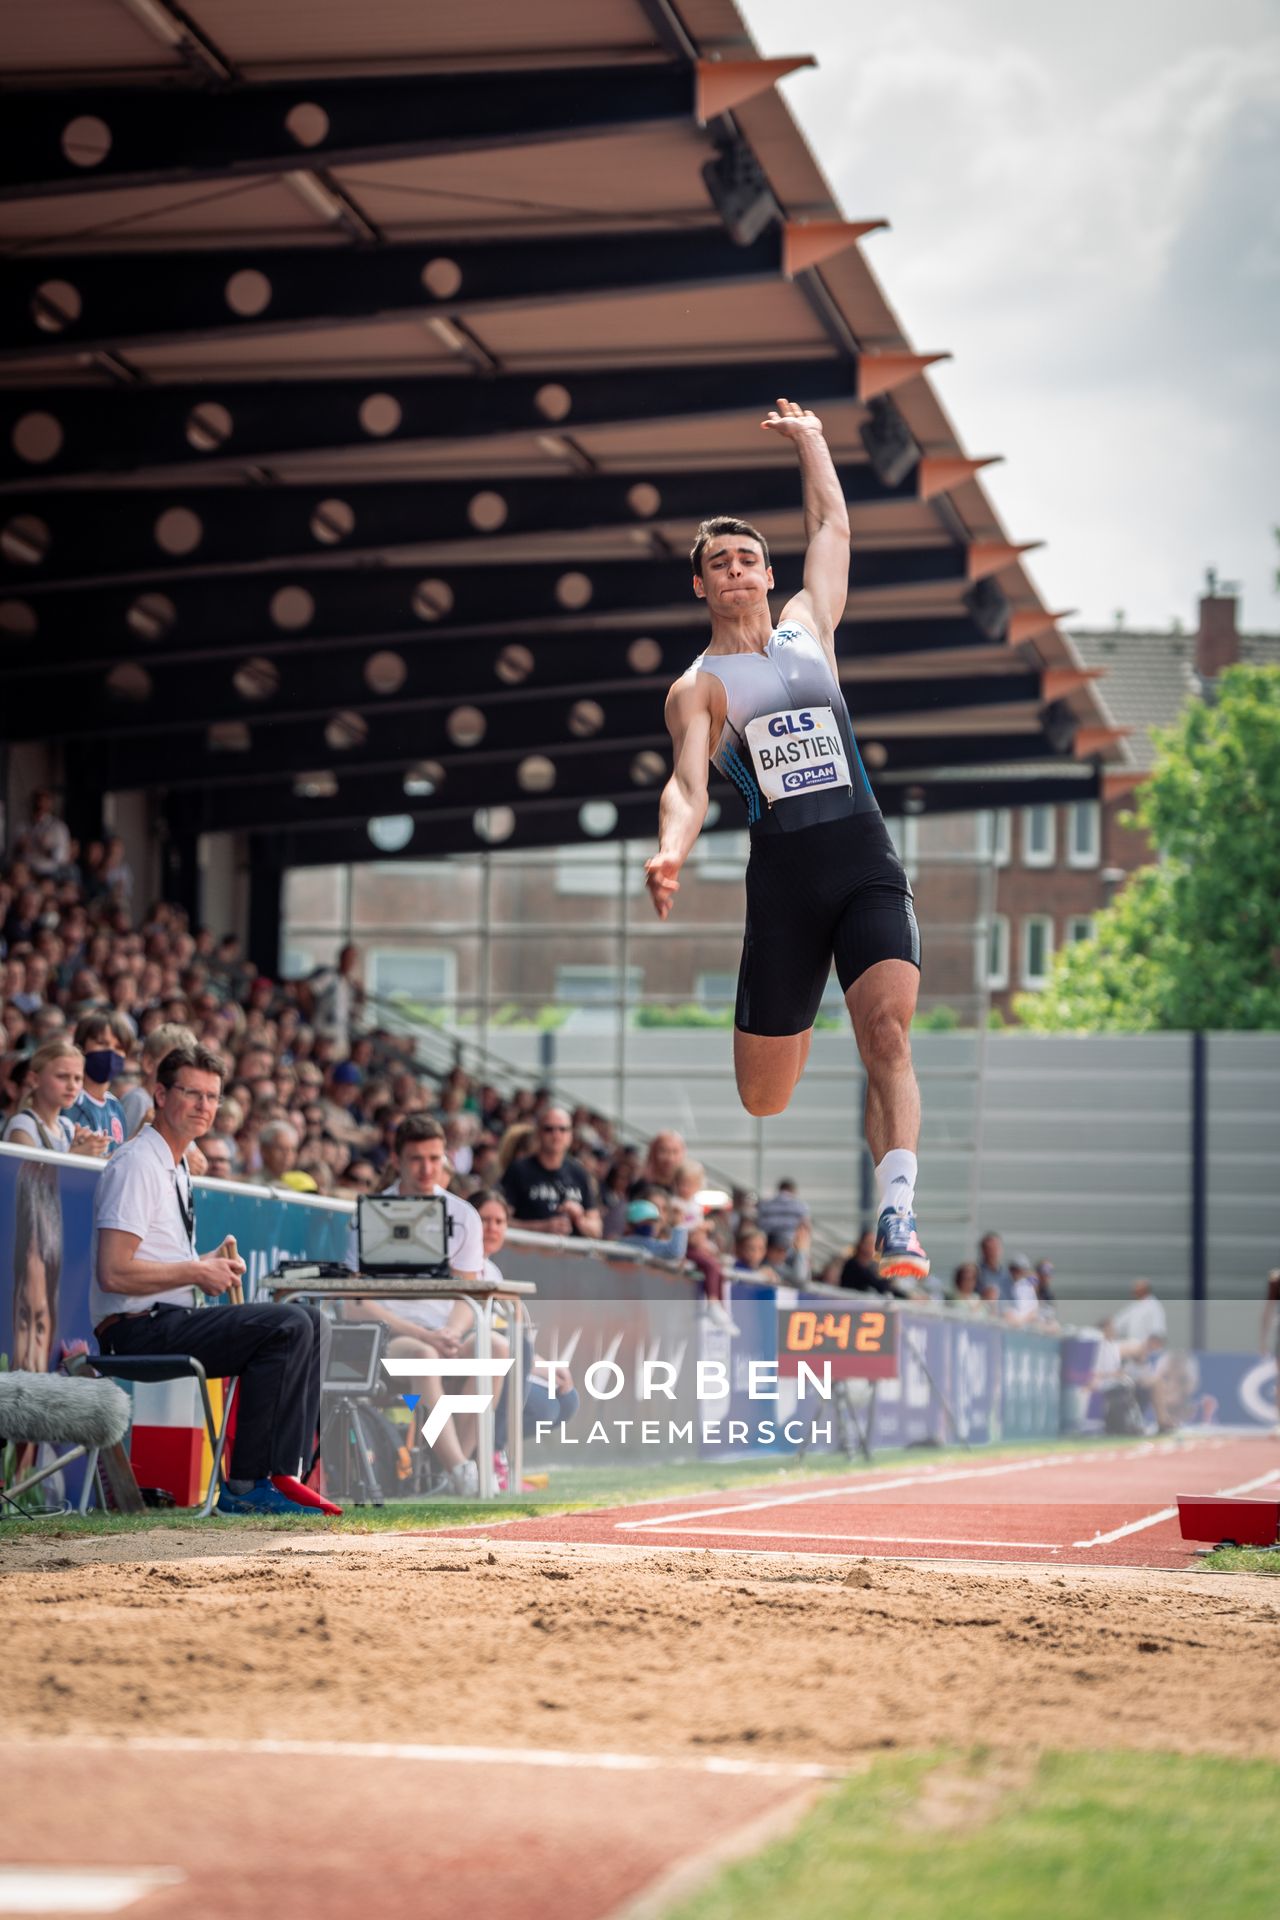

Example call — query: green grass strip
[1200,1545,1280,1575]
[665,1750,1280,1920]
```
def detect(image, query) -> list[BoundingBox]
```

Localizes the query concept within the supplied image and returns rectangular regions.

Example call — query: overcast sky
[741,0,1280,632]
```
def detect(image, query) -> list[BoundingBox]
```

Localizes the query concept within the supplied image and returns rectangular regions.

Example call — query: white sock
[875,1149,917,1217]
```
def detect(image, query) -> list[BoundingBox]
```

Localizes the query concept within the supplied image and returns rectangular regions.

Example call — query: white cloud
[741,0,1280,627]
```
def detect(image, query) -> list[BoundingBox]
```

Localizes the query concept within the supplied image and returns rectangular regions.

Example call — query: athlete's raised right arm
[645,676,713,920]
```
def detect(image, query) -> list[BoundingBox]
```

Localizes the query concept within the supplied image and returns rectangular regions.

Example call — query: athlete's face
[693,538,773,613]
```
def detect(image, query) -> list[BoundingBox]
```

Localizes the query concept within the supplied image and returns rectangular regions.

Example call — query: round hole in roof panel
[474,806,515,844]
[32,281,81,333]
[555,571,592,611]
[517,755,556,793]
[630,750,666,787]
[185,401,233,453]
[579,801,617,838]
[295,769,337,798]
[325,710,368,751]
[446,705,486,749]
[225,269,272,318]
[358,392,402,438]
[1,515,50,567]
[105,663,151,704]
[285,101,330,148]
[495,643,534,685]
[310,498,355,545]
[11,412,63,465]
[270,585,315,631]
[232,657,279,702]
[0,600,37,639]
[368,815,414,853]
[126,592,176,643]
[467,490,508,532]
[421,257,463,299]
[861,741,888,769]
[364,650,407,695]
[61,116,112,169]
[403,760,445,798]
[627,483,661,518]
[411,577,454,622]
[627,638,663,674]
[209,721,251,753]
[567,698,604,738]
[154,507,202,557]
[534,383,572,422]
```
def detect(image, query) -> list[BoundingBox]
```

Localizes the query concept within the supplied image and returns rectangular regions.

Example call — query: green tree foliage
[1017,664,1280,1030]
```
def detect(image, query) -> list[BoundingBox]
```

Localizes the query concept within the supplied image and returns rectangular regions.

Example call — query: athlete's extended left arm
[762,399,850,637]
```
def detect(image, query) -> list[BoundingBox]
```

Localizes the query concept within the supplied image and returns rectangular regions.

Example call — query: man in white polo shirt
[345,1113,485,1496]
[93,1043,338,1517]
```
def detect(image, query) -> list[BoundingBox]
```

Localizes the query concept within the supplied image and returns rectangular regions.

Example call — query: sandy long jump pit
[2,1438,1279,1918]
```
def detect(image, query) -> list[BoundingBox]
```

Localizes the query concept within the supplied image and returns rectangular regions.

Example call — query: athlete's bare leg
[733,1026,813,1117]
[845,959,921,1160]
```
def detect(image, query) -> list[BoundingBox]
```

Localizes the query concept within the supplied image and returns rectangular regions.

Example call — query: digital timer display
[776,1302,899,1380]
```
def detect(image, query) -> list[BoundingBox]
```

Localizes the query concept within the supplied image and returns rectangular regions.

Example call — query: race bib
[743,705,853,805]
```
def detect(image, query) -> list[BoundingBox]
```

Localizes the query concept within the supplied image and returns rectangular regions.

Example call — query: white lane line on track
[629,1528,1066,1550]
[615,1450,1106,1532]
[1072,1467,1280,1548]
[0,1866,184,1913]
[16,1734,838,1783]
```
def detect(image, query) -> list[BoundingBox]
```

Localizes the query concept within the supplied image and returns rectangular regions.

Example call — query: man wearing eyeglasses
[501,1106,603,1238]
[91,1043,338,1517]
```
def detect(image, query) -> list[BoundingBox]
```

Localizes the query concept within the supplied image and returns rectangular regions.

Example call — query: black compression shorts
[734,811,921,1037]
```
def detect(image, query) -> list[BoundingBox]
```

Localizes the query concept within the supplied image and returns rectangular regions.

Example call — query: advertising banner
[999,1328,1062,1440]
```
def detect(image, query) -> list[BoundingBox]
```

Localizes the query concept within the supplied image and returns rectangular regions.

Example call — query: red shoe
[271,1473,343,1516]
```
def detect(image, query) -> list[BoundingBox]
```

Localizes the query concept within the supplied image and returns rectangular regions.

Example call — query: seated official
[92,1043,338,1517]
[343,1113,490,1498]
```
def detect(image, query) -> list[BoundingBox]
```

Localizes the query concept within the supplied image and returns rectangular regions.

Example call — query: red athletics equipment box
[1176,1494,1280,1547]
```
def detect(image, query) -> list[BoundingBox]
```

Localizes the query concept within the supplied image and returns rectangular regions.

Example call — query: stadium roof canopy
[0,0,1127,898]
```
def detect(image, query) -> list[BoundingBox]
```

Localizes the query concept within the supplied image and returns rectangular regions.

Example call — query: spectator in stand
[756,1177,810,1251]
[949,1261,984,1310]
[1113,1277,1168,1358]
[120,1022,197,1139]
[622,1194,689,1264]
[14,790,72,881]
[259,1120,305,1189]
[1006,1253,1040,1325]
[196,1133,237,1180]
[1036,1258,1056,1304]
[2,1039,103,1157]
[502,1106,602,1238]
[641,1129,686,1193]
[733,1224,776,1281]
[64,1012,131,1157]
[836,1229,888,1294]
[101,836,134,908]
[309,943,363,1057]
[474,1189,578,1477]
[765,1226,811,1286]
[978,1231,1013,1302]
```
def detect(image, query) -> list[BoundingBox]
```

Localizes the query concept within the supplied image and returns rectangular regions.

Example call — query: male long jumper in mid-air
[644,398,928,1281]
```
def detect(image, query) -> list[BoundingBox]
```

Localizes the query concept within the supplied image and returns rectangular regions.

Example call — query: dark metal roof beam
[0,224,886,362]
[0,358,858,483]
[0,460,942,588]
[0,62,806,202]
[0,549,1024,673]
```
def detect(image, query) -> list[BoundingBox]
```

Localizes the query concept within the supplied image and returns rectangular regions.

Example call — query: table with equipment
[265,1265,536,1500]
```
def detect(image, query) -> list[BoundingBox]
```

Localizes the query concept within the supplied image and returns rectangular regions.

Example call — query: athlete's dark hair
[690,516,770,577]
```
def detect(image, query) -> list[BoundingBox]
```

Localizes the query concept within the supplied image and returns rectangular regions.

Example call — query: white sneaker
[707,1300,740,1337]
[448,1459,480,1498]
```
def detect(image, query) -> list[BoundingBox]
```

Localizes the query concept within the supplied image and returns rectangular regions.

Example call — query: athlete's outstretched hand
[644,850,682,920]
[761,396,825,439]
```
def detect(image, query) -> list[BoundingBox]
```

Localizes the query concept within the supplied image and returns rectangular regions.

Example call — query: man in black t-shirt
[501,1106,603,1238]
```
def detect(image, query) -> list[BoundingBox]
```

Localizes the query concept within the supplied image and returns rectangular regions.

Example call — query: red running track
[443,1434,1280,1569]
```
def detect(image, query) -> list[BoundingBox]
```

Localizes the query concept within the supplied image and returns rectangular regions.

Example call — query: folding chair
[67,1352,239,1517]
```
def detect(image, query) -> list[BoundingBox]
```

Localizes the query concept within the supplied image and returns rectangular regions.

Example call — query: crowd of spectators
[2,792,1074,1340]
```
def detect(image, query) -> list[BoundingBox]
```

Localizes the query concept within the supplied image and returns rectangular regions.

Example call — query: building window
[1067,799,1101,868]
[368,947,457,1008]
[694,830,751,882]
[1022,805,1055,867]
[695,970,739,1011]
[1067,916,1095,944]
[554,964,643,1008]
[1020,915,1054,988]
[554,843,643,898]
[980,914,1010,991]
[977,808,1011,866]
